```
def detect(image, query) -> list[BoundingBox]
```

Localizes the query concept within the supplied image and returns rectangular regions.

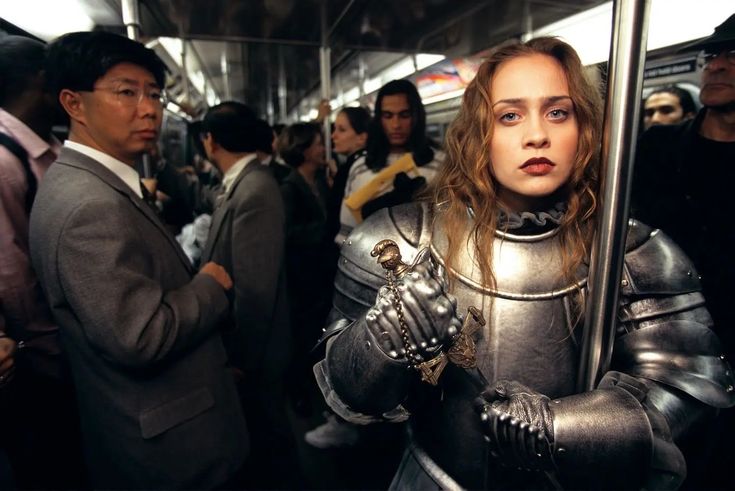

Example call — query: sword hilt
[371,239,410,277]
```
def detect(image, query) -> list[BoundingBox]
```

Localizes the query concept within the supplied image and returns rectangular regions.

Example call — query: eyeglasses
[91,85,169,107]
[697,49,735,68]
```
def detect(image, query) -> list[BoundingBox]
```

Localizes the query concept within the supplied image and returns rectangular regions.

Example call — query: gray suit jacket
[29,147,248,489]
[201,161,291,384]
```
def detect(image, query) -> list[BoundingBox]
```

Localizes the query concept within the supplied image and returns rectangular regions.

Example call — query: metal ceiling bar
[180,34,322,48]
[326,0,359,41]
[577,0,652,392]
[121,0,140,41]
[416,0,493,52]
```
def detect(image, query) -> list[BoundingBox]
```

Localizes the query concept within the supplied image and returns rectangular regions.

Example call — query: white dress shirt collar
[222,153,258,193]
[64,141,143,198]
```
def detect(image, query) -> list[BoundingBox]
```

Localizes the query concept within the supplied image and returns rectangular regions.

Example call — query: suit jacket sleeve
[229,179,286,373]
[57,199,229,369]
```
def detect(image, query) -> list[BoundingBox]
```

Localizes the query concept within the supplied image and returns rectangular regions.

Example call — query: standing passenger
[0,34,85,490]
[642,85,697,130]
[29,31,248,489]
[198,102,299,489]
[315,37,734,490]
[279,124,332,410]
[337,80,443,243]
[632,13,735,489]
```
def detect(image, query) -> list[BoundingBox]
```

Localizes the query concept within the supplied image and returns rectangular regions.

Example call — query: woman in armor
[315,36,734,490]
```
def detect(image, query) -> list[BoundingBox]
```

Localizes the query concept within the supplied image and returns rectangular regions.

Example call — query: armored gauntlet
[364,248,462,363]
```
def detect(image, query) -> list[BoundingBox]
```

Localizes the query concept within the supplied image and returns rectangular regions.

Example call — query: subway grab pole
[319,0,332,161]
[577,0,651,392]
[121,0,141,41]
[121,0,156,179]
[320,46,331,158]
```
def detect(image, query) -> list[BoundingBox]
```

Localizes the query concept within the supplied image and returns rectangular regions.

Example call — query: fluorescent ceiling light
[532,0,735,66]
[158,37,184,67]
[363,77,382,95]
[1,0,94,41]
[188,70,206,97]
[416,54,446,71]
[382,57,416,82]
[421,88,466,106]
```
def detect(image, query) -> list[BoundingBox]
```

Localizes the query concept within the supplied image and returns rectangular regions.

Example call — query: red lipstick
[521,157,555,176]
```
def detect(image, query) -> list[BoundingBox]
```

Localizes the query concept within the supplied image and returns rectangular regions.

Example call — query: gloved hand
[365,248,462,363]
[475,380,555,471]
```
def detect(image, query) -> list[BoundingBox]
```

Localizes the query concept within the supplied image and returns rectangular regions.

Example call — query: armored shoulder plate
[621,220,701,297]
[333,202,431,320]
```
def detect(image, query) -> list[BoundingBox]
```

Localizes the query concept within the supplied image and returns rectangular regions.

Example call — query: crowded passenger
[336,79,444,244]
[315,36,734,490]
[277,123,333,414]
[305,106,371,449]
[632,12,735,489]
[198,101,298,489]
[255,118,291,183]
[0,34,86,490]
[29,31,248,489]
[642,84,697,130]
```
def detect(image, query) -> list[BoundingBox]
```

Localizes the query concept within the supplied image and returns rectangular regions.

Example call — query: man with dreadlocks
[315,37,734,490]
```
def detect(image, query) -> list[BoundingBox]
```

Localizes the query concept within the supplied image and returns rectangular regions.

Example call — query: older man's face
[700,47,735,109]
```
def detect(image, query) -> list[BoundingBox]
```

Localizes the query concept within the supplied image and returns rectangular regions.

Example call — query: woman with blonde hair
[314,37,733,489]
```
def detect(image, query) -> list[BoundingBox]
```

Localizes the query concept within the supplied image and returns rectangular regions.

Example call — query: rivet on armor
[557,447,566,455]
[621,279,629,287]
[553,399,560,404]
[365,340,371,349]
[687,270,692,277]
[721,354,727,360]
[348,240,352,246]
[727,385,734,393]
[342,259,347,265]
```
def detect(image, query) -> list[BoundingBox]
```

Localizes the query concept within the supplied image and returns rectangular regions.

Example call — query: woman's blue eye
[500,112,519,122]
[548,109,568,120]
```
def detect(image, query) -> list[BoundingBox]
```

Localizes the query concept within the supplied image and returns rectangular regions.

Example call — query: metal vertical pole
[278,46,288,122]
[121,0,140,41]
[320,0,332,160]
[122,0,152,176]
[181,39,190,102]
[577,0,652,392]
[221,49,231,100]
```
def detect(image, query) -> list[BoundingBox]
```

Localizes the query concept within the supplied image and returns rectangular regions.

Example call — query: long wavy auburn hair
[430,37,603,297]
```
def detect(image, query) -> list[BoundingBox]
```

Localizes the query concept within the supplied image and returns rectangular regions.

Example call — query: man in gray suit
[29,32,248,489]
[199,102,298,488]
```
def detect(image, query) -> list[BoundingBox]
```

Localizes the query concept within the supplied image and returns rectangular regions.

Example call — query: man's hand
[0,336,17,388]
[201,262,233,290]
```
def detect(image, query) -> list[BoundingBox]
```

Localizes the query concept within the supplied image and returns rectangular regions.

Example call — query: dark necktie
[139,180,159,213]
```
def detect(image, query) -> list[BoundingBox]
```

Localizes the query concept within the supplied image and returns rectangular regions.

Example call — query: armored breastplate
[430,215,586,398]
[409,215,586,489]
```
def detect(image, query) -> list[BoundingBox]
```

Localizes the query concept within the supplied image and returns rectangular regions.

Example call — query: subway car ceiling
[1,0,732,125]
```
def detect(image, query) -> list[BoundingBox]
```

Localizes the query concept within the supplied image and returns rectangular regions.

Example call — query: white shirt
[221,153,259,193]
[64,141,143,199]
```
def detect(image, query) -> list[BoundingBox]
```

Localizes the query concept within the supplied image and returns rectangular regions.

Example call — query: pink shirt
[0,108,62,377]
